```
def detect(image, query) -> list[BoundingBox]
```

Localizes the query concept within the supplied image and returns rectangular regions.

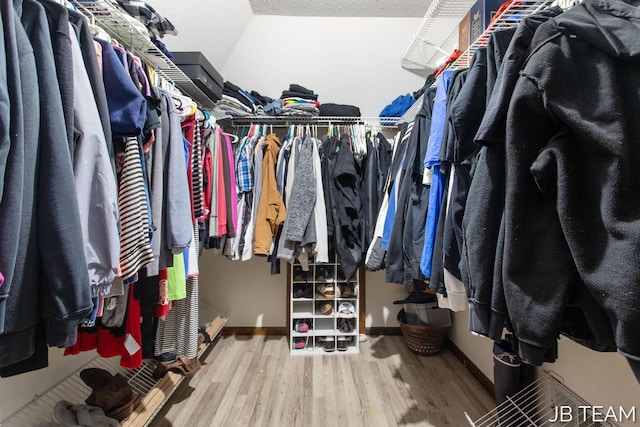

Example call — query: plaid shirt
[235,137,254,193]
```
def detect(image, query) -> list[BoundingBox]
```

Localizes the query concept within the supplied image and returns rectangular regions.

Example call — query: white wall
[149,0,253,71]
[222,15,427,117]
[199,253,406,328]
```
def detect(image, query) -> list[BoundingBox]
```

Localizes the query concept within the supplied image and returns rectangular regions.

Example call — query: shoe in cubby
[318,336,335,352]
[293,337,309,350]
[315,266,334,282]
[337,336,352,351]
[294,318,311,333]
[337,317,356,333]
[293,283,313,298]
[339,283,355,298]
[292,266,310,282]
[337,302,356,318]
[316,301,334,316]
[315,283,335,300]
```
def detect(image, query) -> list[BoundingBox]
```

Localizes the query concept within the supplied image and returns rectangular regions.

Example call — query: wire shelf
[401,0,476,72]
[466,371,618,427]
[1,316,226,427]
[449,0,554,70]
[70,0,217,108]
[402,0,555,73]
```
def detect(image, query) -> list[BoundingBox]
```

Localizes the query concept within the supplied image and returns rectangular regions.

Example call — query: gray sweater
[285,136,317,242]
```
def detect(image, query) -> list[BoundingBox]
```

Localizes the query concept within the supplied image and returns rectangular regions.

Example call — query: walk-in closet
[1,0,639,426]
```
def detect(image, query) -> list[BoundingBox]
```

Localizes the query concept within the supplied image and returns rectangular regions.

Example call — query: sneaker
[315,266,326,282]
[341,284,353,297]
[293,337,307,349]
[293,266,305,282]
[318,336,335,352]
[295,319,310,332]
[338,318,355,333]
[337,336,351,351]
[293,284,313,298]
[315,266,333,282]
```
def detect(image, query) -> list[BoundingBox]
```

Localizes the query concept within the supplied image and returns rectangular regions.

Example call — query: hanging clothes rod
[226,116,400,128]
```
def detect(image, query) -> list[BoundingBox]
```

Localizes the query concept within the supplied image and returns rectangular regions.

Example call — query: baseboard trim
[221,327,287,336]
[366,327,402,336]
[445,337,495,398]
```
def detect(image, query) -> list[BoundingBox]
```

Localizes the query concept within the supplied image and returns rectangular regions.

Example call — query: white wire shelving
[402,0,555,74]
[70,0,217,108]
[466,371,619,427]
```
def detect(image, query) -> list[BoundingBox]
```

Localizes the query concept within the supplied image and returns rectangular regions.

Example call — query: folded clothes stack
[281,97,320,117]
[222,81,258,114]
[280,84,320,117]
[318,103,361,117]
[217,94,254,117]
[116,0,178,39]
[280,83,318,101]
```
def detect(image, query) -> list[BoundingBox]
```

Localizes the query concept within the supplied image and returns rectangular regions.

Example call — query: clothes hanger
[172,93,195,117]
[223,132,239,144]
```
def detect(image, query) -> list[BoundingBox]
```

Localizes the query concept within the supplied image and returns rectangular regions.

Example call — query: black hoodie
[503,0,640,379]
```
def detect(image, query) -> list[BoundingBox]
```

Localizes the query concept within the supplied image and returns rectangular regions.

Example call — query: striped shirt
[118,136,155,279]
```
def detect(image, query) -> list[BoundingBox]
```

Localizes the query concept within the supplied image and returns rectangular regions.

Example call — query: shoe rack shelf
[2,316,226,427]
[289,253,360,355]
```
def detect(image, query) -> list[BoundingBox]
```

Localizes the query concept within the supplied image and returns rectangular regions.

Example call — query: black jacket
[503,0,640,368]
[462,7,561,340]
[385,87,436,284]
[330,135,363,281]
[0,0,91,375]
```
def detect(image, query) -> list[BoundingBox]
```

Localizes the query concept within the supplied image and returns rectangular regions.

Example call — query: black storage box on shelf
[172,51,223,102]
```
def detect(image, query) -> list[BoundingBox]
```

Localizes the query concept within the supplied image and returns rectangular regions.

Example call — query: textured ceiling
[248,0,430,17]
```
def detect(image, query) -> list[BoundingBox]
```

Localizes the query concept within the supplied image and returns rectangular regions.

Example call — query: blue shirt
[421,70,454,277]
[235,136,254,193]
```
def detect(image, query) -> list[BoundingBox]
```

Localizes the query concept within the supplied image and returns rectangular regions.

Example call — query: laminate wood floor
[150,335,494,427]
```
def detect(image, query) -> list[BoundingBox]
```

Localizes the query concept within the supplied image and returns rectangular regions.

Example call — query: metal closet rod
[226,116,401,128]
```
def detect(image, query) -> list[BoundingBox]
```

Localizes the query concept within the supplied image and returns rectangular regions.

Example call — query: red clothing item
[66,285,143,369]
[434,49,461,78]
[154,268,170,318]
[119,283,142,369]
[182,113,196,223]
[489,1,515,26]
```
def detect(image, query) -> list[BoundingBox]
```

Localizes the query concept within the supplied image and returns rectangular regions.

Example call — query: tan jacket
[254,134,286,255]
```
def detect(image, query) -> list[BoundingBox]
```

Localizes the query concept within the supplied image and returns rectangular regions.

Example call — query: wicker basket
[399,321,449,356]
